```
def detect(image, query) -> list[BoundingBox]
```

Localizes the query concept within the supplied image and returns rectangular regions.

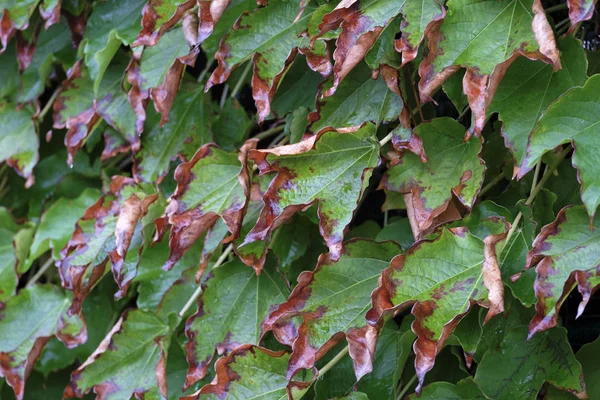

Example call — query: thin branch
[545,3,569,12]
[220,84,230,109]
[37,88,60,121]
[318,345,349,377]
[255,124,285,140]
[230,61,252,99]
[197,60,214,83]
[396,374,418,400]
[479,172,505,197]
[379,132,393,146]
[26,257,55,288]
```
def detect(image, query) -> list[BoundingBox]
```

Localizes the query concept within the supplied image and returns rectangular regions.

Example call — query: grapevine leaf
[409,378,487,399]
[523,205,600,336]
[519,75,600,218]
[571,337,600,399]
[365,15,401,71]
[64,309,173,400]
[28,188,101,266]
[134,79,212,183]
[382,118,485,239]
[474,326,586,400]
[58,177,160,312]
[264,240,401,381]
[0,285,86,400]
[489,37,587,169]
[0,0,61,51]
[213,98,252,151]
[271,215,312,269]
[52,60,137,166]
[81,0,146,91]
[395,0,445,65]
[0,41,19,98]
[160,141,255,275]
[0,208,34,302]
[418,0,560,136]
[184,256,289,387]
[134,0,196,46]
[308,63,404,135]
[0,102,38,187]
[245,124,380,260]
[128,26,197,129]
[206,0,332,121]
[182,345,314,400]
[368,228,506,391]
[271,55,322,117]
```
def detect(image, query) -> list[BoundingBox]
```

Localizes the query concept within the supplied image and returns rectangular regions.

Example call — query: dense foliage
[1,0,600,399]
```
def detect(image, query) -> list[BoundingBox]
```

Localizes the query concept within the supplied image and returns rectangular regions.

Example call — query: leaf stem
[220,84,229,109]
[396,374,418,400]
[478,171,505,197]
[37,88,60,121]
[255,124,285,140]
[178,244,234,318]
[318,345,349,377]
[379,132,393,147]
[26,257,55,288]
[230,61,252,100]
[545,3,569,12]
[197,60,214,83]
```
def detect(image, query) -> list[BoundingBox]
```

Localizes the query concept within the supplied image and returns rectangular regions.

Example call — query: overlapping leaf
[0,0,61,51]
[489,37,587,169]
[567,0,598,27]
[245,124,380,260]
[522,205,600,336]
[0,285,86,400]
[159,140,255,275]
[519,75,600,218]
[134,0,196,46]
[382,118,485,239]
[264,240,400,381]
[418,0,560,135]
[0,208,34,302]
[185,256,289,387]
[58,176,161,312]
[206,0,332,121]
[64,309,173,400]
[0,102,38,187]
[395,0,445,65]
[368,228,506,391]
[182,345,314,400]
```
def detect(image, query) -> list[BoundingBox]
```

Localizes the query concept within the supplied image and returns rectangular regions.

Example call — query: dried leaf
[567,0,597,30]
[134,0,196,47]
[395,0,445,65]
[245,124,380,261]
[264,240,400,381]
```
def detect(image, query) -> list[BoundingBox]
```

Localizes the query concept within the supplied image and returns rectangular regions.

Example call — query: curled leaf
[134,0,196,47]
[567,0,597,27]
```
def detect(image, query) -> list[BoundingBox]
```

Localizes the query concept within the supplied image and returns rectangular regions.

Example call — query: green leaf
[182,345,313,400]
[160,141,254,273]
[81,0,146,91]
[474,326,586,400]
[0,208,34,301]
[271,55,322,117]
[206,0,331,121]
[270,215,312,269]
[383,118,485,238]
[395,0,445,64]
[409,378,487,399]
[369,228,505,390]
[524,205,600,336]
[213,98,252,151]
[488,37,587,167]
[28,188,101,265]
[308,63,404,134]
[264,240,401,381]
[64,309,173,400]
[418,0,559,134]
[0,102,38,187]
[0,285,86,400]
[135,79,212,183]
[571,336,600,399]
[246,124,380,260]
[365,15,401,70]
[134,0,195,47]
[185,256,289,387]
[519,75,600,218]
[0,42,19,99]
[442,70,468,114]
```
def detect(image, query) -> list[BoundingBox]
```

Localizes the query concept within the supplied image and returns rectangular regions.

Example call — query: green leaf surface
[410,378,487,399]
[213,98,252,151]
[0,285,86,400]
[474,326,585,400]
[264,240,400,381]
[0,208,34,301]
[396,0,445,63]
[64,309,173,400]
[0,102,38,186]
[489,37,587,167]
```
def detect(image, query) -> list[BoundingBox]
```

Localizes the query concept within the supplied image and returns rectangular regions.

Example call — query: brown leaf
[482,232,507,322]
[134,0,196,47]
[403,193,463,240]
[567,0,598,27]
[197,0,231,44]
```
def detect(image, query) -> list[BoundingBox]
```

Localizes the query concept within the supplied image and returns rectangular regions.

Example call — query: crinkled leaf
[524,205,600,336]
[308,63,404,135]
[64,309,173,400]
[134,0,195,46]
[246,124,380,260]
[81,0,146,91]
[0,285,86,400]
[264,240,400,381]
[489,37,587,168]
[368,228,506,391]
[0,0,61,50]
[0,102,38,187]
[474,326,586,400]
[519,75,600,218]
[182,345,314,400]
[206,0,332,121]
[418,0,560,135]
[383,118,485,239]
[184,256,289,387]
[134,79,212,183]
[160,141,255,274]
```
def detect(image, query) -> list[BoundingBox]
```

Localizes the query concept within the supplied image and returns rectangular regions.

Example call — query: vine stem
[197,60,214,83]
[230,61,252,99]
[38,88,60,121]
[379,132,393,146]
[478,171,505,197]
[26,257,55,288]
[545,3,569,12]
[178,244,234,318]
[396,374,418,400]
[255,125,284,140]
[318,345,349,376]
